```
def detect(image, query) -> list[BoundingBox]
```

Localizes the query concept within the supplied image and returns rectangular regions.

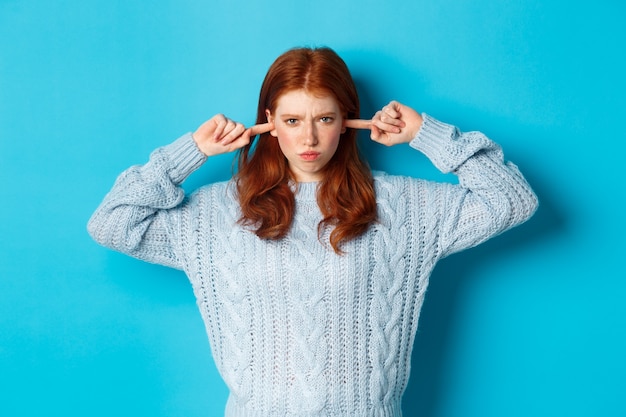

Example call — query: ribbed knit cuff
[409,113,495,174]
[409,114,460,174]
[161,132,208,184]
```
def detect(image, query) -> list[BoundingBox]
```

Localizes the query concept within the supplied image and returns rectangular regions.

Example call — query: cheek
[275,125,288,139]
[275,123,299,139]
[275,127,291,143]
[275,128,297,155]
[327,127,343,147]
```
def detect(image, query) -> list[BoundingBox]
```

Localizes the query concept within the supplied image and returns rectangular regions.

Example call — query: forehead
[274,89,340,114]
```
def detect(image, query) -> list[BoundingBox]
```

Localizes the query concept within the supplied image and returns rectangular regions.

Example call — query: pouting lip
[299,151,321,157]
[299,151,320,161]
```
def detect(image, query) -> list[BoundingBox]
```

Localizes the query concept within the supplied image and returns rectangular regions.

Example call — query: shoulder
[372,170,456,207]
[373,170,427,193]
[187,180,239,208]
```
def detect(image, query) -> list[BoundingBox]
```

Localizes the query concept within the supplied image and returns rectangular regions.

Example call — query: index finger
[248,122,273,136]
[344,119,372,130]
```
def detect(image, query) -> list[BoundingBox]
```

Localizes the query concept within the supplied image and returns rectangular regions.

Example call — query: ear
[265,109,278,137]
[340,118,347,134]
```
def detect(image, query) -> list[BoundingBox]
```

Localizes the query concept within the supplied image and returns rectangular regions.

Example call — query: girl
[88,47,537,416]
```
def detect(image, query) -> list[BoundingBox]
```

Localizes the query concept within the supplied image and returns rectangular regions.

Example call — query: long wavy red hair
[235,47,377,253]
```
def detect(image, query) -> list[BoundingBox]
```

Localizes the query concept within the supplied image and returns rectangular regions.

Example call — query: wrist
[410,113,424,141]
[164,133,208,183]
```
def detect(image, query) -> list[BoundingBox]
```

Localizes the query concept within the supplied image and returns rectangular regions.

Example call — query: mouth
[299,151,320,161]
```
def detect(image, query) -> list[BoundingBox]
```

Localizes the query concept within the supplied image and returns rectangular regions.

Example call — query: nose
[303,122,318,146]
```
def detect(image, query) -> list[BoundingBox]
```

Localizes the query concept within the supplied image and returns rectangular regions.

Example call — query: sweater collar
[292,181,319,202]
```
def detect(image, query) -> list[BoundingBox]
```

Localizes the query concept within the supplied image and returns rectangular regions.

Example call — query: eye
[320,116,334,123]
[284,118,298,125]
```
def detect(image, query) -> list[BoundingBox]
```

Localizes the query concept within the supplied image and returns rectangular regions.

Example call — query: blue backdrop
[1,1,625,416]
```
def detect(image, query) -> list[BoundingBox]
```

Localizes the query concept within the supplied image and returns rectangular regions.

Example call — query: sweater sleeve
[410,114,538,258]
[87,133,207,269]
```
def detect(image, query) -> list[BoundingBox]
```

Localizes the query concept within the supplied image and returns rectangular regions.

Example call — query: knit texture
[88,114,537,416]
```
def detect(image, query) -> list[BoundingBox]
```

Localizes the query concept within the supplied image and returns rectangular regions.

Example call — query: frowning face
[266,89,346,183]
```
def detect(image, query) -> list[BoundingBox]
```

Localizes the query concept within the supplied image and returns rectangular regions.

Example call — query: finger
[382,105,398,120]
[380,101,406,126]
[212,114,228,141]
[380,112,405,128]
[370,124,382,141]
[248,122,273,136]
[371,117,402,134]
[222,118,243,139]
[378,104,393,120]
[231,131,253,150]
[219,122,246,145]
[386,100,403,115]
[344,119,372,130]
[370,126,394,147]
[380,115,405,127]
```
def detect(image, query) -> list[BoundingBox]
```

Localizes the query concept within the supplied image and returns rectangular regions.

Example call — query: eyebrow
[280,111,338,119]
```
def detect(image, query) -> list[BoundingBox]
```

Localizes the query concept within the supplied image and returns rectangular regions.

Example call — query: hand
[371,101,423,146]
[192,114,273,157]
[344,101,423,147]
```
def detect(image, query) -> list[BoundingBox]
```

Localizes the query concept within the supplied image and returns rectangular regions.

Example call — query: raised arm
[193,114,272,156]
[344,100,421,146]
[348,101,538,257]
[87,115,272,268]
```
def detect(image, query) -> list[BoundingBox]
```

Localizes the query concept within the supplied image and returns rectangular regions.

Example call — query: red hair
[235,47,377,253]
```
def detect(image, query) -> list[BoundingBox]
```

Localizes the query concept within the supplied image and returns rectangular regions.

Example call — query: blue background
[1,1,625,416]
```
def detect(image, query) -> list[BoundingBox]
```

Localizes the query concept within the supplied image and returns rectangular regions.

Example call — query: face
[266,89,346,183]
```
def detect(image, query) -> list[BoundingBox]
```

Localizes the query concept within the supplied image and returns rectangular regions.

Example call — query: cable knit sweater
[88,114,537,416]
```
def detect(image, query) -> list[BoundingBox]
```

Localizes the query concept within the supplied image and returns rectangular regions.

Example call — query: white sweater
[88,114,538,416]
